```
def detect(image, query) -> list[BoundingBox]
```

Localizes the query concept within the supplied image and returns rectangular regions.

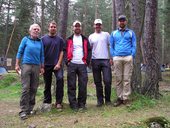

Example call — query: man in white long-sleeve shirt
[89,19,112,107]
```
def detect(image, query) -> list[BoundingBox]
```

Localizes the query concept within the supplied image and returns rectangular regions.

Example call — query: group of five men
[15,15,136,120]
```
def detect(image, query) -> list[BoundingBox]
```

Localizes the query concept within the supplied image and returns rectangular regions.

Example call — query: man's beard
[50,31,56,36]
[120,24,126,29]
[75,29,81,35]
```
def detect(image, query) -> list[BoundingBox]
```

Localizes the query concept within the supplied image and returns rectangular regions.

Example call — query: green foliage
[0,74,21,100]
[0,74,18,88]
[68,0,112,36]
[128,93,157,111]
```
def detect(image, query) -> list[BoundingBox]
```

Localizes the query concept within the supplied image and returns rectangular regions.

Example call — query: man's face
[118,19,127,29]
[73,23,81,35]
[94,23,102,33]
[48,23,57,35]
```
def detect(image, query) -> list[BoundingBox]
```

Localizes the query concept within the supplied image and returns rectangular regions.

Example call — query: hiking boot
[19,112,27,120]
[113,98,123,107]
[78,105,87,112]
[27,110,36,115]
[123,99,131,107]
[55,104,63,111]
[96,102,104,107]
[105,101,112,106]
[70,104,79,112]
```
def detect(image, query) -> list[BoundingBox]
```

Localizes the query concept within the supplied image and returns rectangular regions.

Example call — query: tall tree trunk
[58,0,69,39]
[34,2,38,23]
[3,0,11,56]
[142,0,160,98]
[54,0,59,23]
[114,0,125,21]
[95,0,99,19]
[82,0,87,35]
[41,0,45,35]
[129,0,143,93]
[0,0,4,13]
[112,0,116,30]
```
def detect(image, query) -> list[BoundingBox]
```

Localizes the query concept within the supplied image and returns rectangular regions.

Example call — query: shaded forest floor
[0,71,170,128]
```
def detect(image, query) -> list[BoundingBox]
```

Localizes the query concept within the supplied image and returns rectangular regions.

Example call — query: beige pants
[113,55,133,100]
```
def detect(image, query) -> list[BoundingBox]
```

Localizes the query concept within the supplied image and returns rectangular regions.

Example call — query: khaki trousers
[113,55,133,100]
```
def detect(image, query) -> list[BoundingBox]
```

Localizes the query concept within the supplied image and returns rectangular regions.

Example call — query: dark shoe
[123,99,131,106]
[71,107,78,112]
[19,112,28,120]
[96,102,104,107]
[105,101,112,106]
[113,98,123,107]
[79,106,87,112]
[71,104,79,112]
[27,110,36,115]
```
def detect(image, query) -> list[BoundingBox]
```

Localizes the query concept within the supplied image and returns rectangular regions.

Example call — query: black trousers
[91,59,112,104]
[43,65,64,104]
[67,62,88,108]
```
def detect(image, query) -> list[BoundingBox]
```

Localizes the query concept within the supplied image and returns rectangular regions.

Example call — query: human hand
[54,64,61,70]
[40,68,45,75]
[15,65,21,75]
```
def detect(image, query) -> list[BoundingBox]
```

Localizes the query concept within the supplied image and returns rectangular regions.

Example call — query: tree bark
[58,0,69,39]
[129,0,143,93]
[142,0,160,98]
[82,0,87,35]
[95,0,99,19]
[54,0,59,23]
[114,0,125,21]
[41,0,45,35]
[112,0,116,30]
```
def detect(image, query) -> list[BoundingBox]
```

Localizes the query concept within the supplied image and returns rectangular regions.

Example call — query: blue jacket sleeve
[131,31,136,58]
[110,32,115,57]
[16,37,27,59]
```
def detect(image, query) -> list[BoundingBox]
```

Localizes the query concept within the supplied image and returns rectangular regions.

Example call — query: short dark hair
[48,20,57,27]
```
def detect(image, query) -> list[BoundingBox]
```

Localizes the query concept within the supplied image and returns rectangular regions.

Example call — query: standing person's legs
[102,60,112,103]
[113,57,124,99]
[123,56,133,101]
[20,64,31,118]
[91,59,104,106]
[54,68,64,107]
[29,65,40,112]
[67,63,78,109]
[77,64,88,108]
[43,66,53,104]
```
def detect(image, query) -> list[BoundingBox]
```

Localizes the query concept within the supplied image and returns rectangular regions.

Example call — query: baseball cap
[94,19,102,24]
[73,20,81,26]
[118,15,127,21]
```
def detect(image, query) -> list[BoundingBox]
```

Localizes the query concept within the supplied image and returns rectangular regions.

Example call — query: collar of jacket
[67,34,86,40]
[27,36,41,41]
[118,27,129,32]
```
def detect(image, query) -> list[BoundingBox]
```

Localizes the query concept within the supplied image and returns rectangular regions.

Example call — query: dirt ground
[0,74,170,128]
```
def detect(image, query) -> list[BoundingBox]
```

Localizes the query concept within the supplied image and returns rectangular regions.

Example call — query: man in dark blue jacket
[42,21,64,110]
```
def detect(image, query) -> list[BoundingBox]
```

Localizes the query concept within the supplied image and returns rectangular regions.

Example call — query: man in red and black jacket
[64,20,91,111]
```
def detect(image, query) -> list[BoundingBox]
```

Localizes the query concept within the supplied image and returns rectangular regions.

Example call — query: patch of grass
[0,72,170,128]
[128,93,157,112]
[0,74,18,89]
[0,82,21,100]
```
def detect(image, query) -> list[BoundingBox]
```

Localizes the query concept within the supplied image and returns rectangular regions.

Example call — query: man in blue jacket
[110,15,136,107]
